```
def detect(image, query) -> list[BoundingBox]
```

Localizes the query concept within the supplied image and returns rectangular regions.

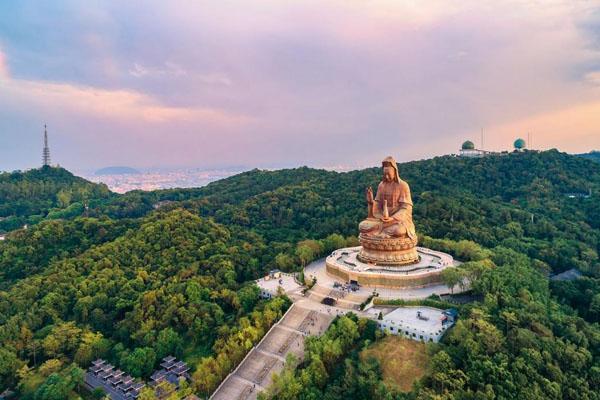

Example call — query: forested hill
[3,150,600,275]
[1,149,600,398]
[578,150,600,163]
[0,166,112,231]
[90,149,600,275]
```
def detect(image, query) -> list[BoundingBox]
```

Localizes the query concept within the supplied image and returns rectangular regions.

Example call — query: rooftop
[162,355,176,363]
[150,370,167,381]
[256,274,301,294]
[382,306,448,332]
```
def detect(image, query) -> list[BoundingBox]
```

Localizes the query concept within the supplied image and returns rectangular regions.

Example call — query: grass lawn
[360,335,430,392]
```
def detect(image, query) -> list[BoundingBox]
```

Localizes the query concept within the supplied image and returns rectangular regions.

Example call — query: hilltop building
[458,136,534,157]
[458,140,492,158]
[377,306,457,343]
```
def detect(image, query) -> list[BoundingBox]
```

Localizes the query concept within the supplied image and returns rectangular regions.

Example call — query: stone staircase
[210,304,334,400]
[307,284,369,310]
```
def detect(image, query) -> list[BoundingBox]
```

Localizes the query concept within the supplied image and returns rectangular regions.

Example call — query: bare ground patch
[360,335,429,392]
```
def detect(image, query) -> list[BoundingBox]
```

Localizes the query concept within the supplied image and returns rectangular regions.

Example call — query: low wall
[209,303,296,399]
[325,261,444,288]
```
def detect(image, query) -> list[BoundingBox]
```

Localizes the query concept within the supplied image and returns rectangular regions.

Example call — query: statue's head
[382,156,400,183]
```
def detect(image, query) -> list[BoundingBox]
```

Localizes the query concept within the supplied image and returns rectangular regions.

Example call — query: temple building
[84,356,190,399]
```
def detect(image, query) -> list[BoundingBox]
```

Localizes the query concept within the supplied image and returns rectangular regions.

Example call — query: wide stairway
[307,284,369,310]
[210,304,334,400]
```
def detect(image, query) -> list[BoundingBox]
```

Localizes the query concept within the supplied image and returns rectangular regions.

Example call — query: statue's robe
[359,179,417,239]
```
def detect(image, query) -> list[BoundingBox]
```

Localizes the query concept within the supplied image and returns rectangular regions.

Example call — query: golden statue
[358,156,419,265]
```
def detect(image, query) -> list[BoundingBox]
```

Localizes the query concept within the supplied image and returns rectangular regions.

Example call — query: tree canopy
[1,150,599,398]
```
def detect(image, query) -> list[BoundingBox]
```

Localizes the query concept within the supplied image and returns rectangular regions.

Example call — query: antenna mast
[42,124,51,167]
[481,128,484,150]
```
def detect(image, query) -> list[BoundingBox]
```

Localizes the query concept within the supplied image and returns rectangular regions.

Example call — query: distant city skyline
[1,1,600,172]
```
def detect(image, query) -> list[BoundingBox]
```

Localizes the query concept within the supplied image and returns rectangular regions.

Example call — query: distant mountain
[577,151,600,163]
[95,166,140,175]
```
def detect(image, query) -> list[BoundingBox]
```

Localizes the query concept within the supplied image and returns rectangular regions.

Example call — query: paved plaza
[256,274,303,298]
[305,257,463,301]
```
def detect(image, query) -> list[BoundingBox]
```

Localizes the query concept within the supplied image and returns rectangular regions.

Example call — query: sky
[1,0,600,172]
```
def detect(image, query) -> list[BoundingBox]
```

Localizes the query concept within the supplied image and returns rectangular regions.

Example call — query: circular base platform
[325,246,454,289]
[358,233,419,265]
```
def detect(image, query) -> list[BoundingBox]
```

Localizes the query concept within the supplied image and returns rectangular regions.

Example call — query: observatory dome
[514,138,526,149]
[461,140,475,150]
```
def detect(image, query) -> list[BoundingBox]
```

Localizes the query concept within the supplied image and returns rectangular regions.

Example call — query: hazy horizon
[2,1,600,172]
[0,147,595,178]
[71,147,600,176]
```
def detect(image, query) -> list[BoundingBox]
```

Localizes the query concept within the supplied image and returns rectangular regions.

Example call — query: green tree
[0,347,21,389]
[274,253,295,271]
[295,240,322,267]
[56,189,72,208]
[155,328,183,360]
[590,293,600,320]
[441,268,463,294]
[121,347,156,378]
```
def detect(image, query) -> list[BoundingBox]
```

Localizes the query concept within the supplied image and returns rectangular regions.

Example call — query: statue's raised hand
[366,187,374,204]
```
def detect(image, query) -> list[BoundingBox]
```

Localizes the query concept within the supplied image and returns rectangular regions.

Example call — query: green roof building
[461,140,475,150]
[459,140,488,158]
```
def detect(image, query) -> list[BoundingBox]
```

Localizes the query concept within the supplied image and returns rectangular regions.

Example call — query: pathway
[210,303,334,400]
[210,257,460,400]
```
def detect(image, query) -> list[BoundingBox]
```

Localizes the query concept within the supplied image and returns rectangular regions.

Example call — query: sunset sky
[1,1,600,171]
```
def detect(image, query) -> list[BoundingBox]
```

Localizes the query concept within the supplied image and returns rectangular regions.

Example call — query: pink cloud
[1,1,600,171]
[0,48,9,78]
[0,51,249,126]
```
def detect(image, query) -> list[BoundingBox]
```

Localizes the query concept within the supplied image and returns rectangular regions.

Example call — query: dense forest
[0,166,112,232]
[1,149,600,399]
[578,151,600,164]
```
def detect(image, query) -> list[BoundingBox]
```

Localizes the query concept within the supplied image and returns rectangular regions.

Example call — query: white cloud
[128,61,230,85]
[128,62,187,78]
